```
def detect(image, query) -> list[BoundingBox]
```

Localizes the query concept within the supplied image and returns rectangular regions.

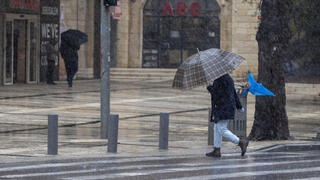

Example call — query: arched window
[143,0,220,68]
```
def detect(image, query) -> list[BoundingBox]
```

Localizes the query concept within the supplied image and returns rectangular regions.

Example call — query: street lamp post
[100,0,111,139]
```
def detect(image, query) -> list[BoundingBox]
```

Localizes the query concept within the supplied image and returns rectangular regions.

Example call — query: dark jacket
[59,40,79,63]
[207,74,242,123]
[46,42,56,61]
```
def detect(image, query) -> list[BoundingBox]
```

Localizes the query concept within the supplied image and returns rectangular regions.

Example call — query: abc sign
[162,2,201,16]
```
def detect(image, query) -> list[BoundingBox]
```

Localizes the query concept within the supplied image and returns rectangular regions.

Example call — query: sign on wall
[1,0,40,14]
[161,1,201,16]
[40,0,60,82]
[112,0,121,19]
[10,0,40,10]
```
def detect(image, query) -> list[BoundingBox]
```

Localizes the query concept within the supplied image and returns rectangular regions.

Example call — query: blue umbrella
[242,73,275,96]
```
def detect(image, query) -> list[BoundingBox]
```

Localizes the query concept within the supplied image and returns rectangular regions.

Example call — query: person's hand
[238,107,245,113]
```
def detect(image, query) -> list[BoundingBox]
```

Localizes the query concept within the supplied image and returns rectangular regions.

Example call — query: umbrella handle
[242,82,251,96]
[245,82,251,89]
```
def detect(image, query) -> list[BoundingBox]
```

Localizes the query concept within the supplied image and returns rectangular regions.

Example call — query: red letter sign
[162,2,173,16]
[11,0,22,8]
[177,2,187,16]
[190,2,201,16]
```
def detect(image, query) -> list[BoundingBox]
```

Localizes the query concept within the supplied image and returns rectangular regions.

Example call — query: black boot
[206,148,221,157]
[238,138,249,156]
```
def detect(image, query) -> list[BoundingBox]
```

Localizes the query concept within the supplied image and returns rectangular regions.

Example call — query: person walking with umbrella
[172,48,249,157]
[60,29,88,87]
[206,74,248,157]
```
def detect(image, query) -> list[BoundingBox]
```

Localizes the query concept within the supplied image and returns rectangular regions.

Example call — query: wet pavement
[0,78,319,165]
[1,150,320,179]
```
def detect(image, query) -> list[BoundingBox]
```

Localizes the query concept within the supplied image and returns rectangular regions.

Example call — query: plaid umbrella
[172,48,245,89]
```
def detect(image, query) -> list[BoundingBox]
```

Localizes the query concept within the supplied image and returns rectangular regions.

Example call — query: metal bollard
[208,108,213,145]
[159,112,169,150]
[108,114,119,153]
[48,114,58,155]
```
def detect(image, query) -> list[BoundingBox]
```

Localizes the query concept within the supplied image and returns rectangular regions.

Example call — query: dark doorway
[13,20,27,83]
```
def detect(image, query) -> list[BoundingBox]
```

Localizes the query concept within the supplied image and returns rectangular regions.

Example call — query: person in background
[46,39,57,85]
[59,38,79,88]
[206,74,249,157]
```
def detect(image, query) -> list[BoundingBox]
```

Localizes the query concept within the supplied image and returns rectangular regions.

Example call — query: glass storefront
[2,14,39,85]
[0,0,60,85]
[143,0,220,68]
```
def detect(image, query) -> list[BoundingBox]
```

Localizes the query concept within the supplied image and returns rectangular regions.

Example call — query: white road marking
[166,167,320,180]
[62,159,320,180]
[1,154,319,179]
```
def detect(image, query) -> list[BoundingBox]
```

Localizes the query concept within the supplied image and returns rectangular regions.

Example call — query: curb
[256,143,320,152]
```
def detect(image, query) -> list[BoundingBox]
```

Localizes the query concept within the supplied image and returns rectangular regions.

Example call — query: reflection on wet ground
[0,79,319,157]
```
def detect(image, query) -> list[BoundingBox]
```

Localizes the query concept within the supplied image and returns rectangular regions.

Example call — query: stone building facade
[0,0,260,85]
[114,0,260,78]
[59,0,95,80]
[61,0,260,80]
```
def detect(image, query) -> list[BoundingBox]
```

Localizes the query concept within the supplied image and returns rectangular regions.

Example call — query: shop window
[143,0,220,68]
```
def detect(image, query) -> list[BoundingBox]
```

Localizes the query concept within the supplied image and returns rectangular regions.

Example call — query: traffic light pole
[100,0,111,139]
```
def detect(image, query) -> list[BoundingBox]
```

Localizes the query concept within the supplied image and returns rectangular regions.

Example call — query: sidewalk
[0,78,319,163]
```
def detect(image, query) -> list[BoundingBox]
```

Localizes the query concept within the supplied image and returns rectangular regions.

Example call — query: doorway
[3,14,39,85]
[143,0,220,68]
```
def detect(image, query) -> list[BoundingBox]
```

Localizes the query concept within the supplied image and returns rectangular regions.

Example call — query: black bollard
[48,114,58,155]
[108,114,119,153]
[159,112,169,150]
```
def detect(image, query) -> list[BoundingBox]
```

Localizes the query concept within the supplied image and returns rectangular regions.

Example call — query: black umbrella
[61,29,88,49]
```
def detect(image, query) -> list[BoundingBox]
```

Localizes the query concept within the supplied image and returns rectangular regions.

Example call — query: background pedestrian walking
[60,29,88,87]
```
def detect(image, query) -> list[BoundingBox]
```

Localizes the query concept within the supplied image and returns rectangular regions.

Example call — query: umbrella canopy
[242,73,275,96]
[172,48,244,89]
[61,29,88,49]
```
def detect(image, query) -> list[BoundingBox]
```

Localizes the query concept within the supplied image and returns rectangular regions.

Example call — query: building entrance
[143,0,221,68]
[2,14,39,85]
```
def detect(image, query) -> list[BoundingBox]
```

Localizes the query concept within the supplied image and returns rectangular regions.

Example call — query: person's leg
[218,120,249,156]
[73,60,78,75]
[214,122,222,148]
[46,64,51,83]
[47,60,55,84]
[206,121,222,157]
[65,62,72,87]
[67,67,72,87]
[68,61,78,87]
[217,120,239,145]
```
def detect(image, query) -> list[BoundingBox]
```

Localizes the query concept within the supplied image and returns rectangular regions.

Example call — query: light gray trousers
[213,120,240,148]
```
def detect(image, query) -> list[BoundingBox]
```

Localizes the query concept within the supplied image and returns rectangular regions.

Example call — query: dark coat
[59,40,79,64]
[207,74,242,123]
[59,40,79,81]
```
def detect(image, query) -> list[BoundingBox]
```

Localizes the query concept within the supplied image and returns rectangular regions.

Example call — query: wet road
[0,79,216,158]
[0,150,320,179]
[0,78,319,180]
